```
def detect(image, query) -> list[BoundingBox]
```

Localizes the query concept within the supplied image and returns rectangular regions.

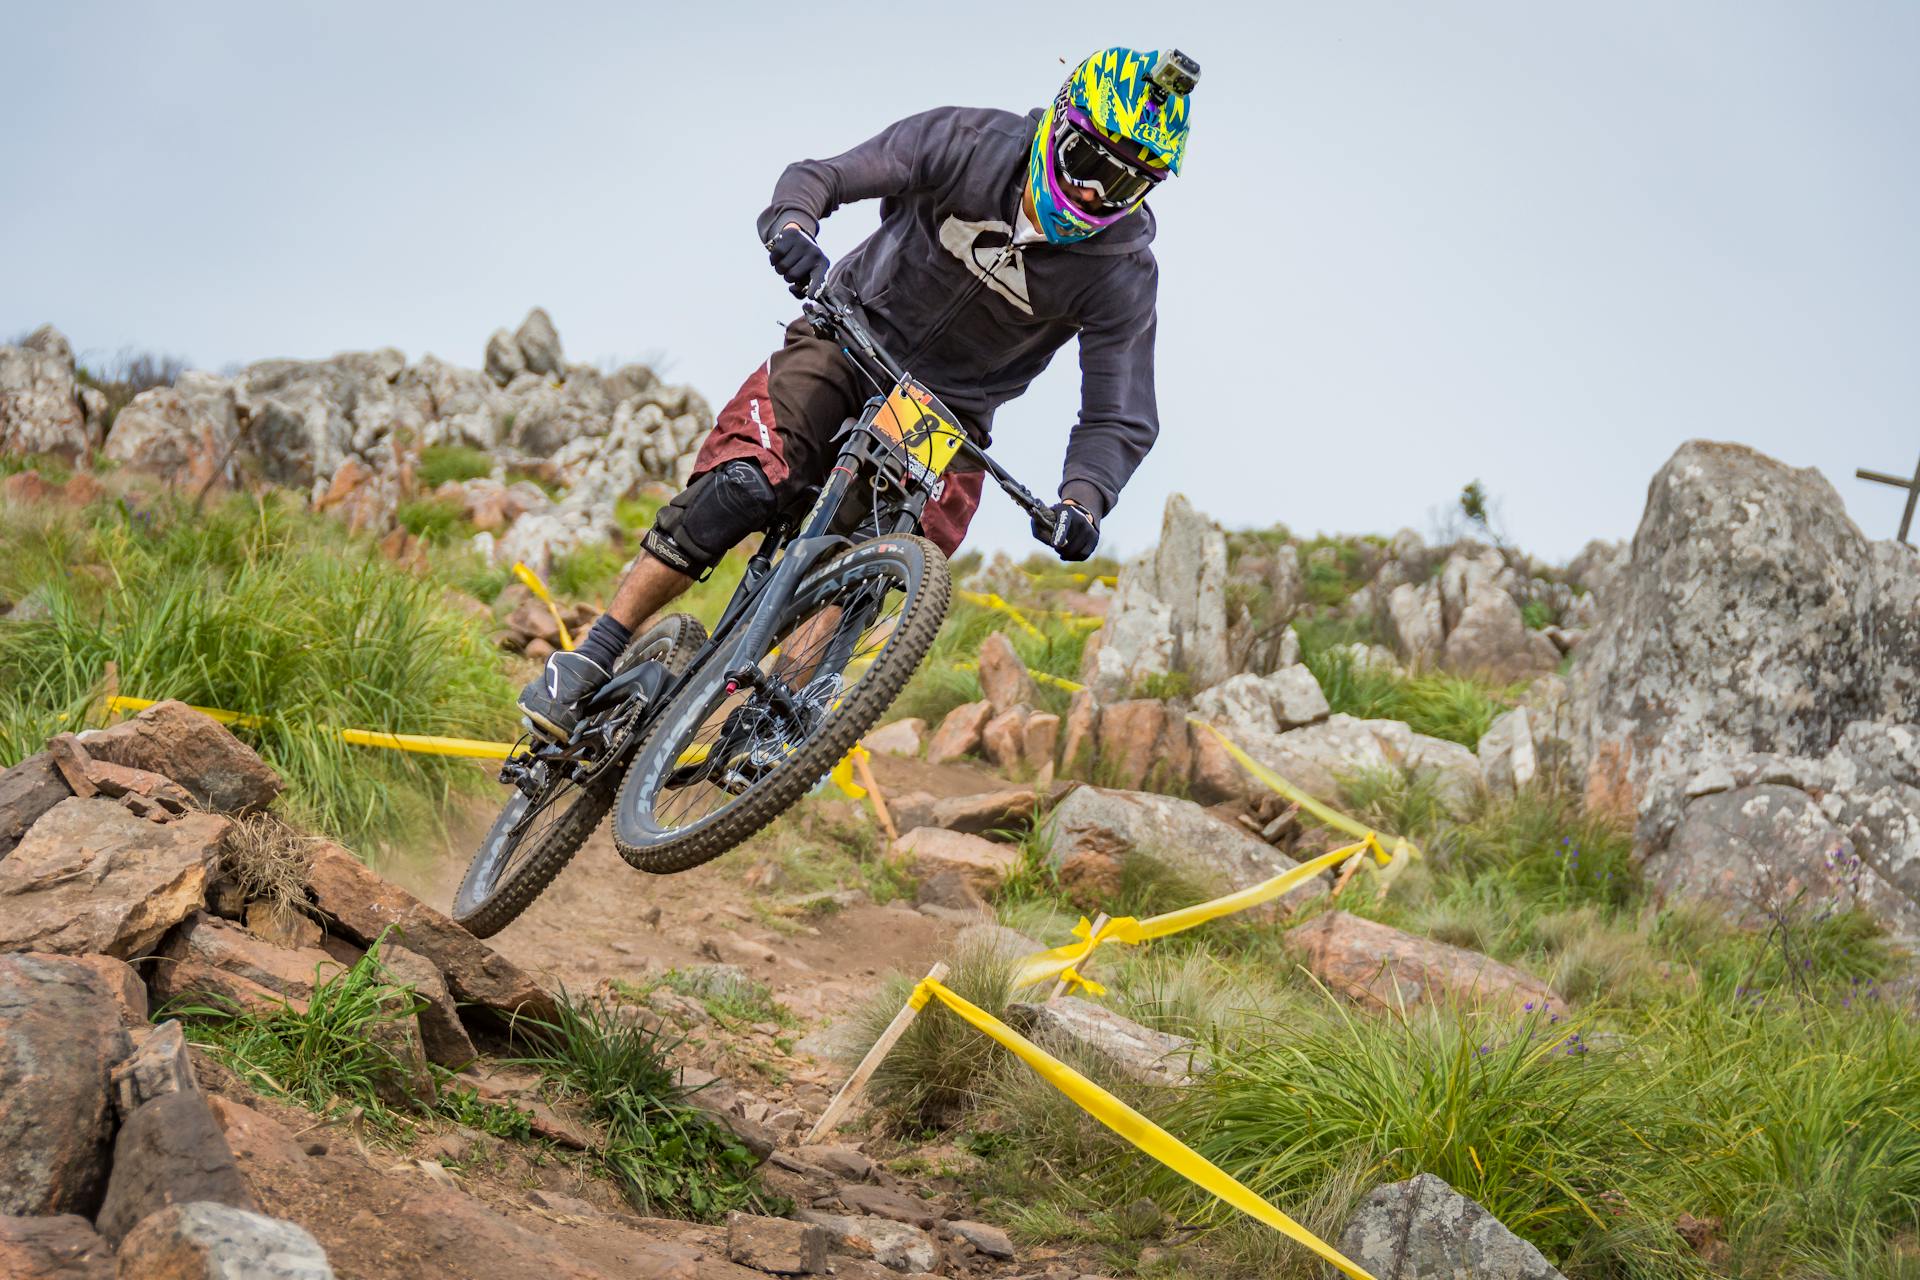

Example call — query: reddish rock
[0,799,226,959]
[1094,700,1192,792]
[2,470,58,504]
[0,754,72,859]
[1044,785,1318,901]
[915,870,990,915]
[96,1089,258,1245]
[1287,911,1569,1018]
[1059,688,1100,777]
[979,705,1030,770]
[1022,712,1061,771]
[976,632,1037,713]
[378,944,477,1069]
[65,955,148,1026]
[860,718,925,757]
[242,901,322,952]
[834,1185,937,1230]
[727,1211,827,1274]
[893,784,1068,836]
[1056,849,1123,905]
[925,701,992,765]
[1186,725,1248,805]
[302,842,553,1026]
[79,701,282,815]
[111,1021,197,1117]
[504,599,563,647]
[61,471,106,508]
[0,954,131,1217]
[0,1214,115,1279]
[150,913,344,1011]
[892,827,1020,893]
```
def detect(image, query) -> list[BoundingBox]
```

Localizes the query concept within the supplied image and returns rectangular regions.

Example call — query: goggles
[1052,107,1164,213]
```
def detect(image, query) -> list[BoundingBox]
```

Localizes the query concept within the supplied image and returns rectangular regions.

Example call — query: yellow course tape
[909,978,1379,1280]
[829,743,870,800]
[1192,720,1422,864]
[512,561,574,651]
[1009,838,1389,994]
[1019,568,1119,588]
[954,588,1049,642]
[104,697,517,761]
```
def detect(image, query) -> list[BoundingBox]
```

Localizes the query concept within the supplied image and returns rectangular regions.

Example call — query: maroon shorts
[688,321,984,557]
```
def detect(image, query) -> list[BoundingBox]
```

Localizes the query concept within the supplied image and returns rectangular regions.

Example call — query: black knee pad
[644,459,777,577]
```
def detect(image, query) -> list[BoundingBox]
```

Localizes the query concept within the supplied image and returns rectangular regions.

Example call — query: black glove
[1034,500,1099,562]
[767,225,829,299]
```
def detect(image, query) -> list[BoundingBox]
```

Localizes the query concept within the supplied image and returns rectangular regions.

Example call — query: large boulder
[1093,699,1192,792]
[1190,667,1329,741]
[0,953,132,1217]
[1078,570,1175,702]
[1384,580,1445,667]
[976,632,1037,714]
[1084,494,1231,697]
[147,913,344,1014]
[1043,785,1321,902]
[0,753,73,859]
[239,356,420,489]
[1225,714,1484,817]
[1288,911,1568,1018]
[0,330,88,462]
[1327,1172,1565,1279]
[1572,441,1920,858]
[101,372,245,492]
[0,799,227,959]
[79,701,283,816]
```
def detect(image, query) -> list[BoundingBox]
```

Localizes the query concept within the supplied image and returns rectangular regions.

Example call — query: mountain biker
[518,46,1197,742]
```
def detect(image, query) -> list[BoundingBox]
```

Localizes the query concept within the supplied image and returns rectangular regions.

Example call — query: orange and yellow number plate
[871,378,965,481]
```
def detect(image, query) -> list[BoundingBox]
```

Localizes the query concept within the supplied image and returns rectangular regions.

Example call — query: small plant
[847,935,1018,1128]
[1129,670,1191,702]
[436,1085,534,1140]
[168,939,428,1131]
[394,495,471,546]
[509,995,767,1219]
[550,541,631,600]
[1519,599,1555,631]
[660,967,797,1028]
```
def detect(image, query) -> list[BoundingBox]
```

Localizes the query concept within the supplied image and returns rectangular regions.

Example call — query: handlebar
[802,285,1059,538]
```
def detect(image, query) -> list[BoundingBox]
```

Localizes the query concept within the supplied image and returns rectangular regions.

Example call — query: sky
[3,2,1916,561]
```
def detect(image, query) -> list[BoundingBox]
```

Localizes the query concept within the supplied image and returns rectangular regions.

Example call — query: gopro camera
[1150,49,1200,98]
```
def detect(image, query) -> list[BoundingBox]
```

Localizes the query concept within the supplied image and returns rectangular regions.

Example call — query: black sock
[573,615,633,673]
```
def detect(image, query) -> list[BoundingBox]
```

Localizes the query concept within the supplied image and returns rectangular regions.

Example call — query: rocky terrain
[1,312,713,577]
[7,308,1920,1279]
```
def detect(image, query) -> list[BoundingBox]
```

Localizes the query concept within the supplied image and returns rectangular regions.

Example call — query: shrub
[845,934,1019,1128]
[1303,644,1510,748]
[394,495,470,545]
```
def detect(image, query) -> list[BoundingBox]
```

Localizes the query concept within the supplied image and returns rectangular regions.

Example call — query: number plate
[872,378,965,482]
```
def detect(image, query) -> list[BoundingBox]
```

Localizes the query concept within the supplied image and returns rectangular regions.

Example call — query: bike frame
[506,286,1057,793]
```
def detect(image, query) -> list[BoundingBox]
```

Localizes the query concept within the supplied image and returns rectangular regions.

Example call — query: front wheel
[452,613,706,937]
[612,535,950,874]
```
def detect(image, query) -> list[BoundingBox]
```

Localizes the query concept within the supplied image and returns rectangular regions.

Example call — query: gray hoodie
[757,105,1160,519]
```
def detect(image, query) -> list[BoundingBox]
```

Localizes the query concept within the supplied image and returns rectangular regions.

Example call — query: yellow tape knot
[907,980,934,1011]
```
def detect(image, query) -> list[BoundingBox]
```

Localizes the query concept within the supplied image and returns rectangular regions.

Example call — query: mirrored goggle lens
[1055,127,1158,209]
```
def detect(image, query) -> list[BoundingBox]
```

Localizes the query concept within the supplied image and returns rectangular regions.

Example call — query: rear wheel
[612,535,950,874]
[452,613,706,937]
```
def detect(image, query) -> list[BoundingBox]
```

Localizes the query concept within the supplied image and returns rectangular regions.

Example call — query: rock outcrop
[1570,441,1920,940]
[1328,1172,1565,1279]
[0,326,92,462]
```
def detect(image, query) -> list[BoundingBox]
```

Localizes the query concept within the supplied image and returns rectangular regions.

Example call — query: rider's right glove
[1034,500,1100,562]
[767,226,830,299]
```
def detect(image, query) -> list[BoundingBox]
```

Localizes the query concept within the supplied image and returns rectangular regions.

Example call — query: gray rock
[0,343,88,462]
[483,329,526,386]
[103,373,244,492]
[114,1202,334,1279]
[1442,584,1559,684]
[1478,708,1539,799]
[1268,664,1331,727]
[796,1211,937,1273]
[1227,714,1484,818]
[1043,785,1318,899]
[947,1220,1015,1260]
[513,307,564,377]
[1438,545,1504,633]
[1328,1172,1564,1279]
[1006,997,1207,1087]
[1149,494,1232,690]
[1385,581,1445,666]
[1191,673,1280,738]
[1080,564,1175,702]
[112,1021,198,1118]
[1564,537,1628,602]
[21,324,75,368]
[1571,442,1920,858]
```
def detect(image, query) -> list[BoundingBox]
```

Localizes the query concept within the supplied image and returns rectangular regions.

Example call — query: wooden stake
[1330,852,1365,899]
[805,960,948,1143]
[1047,912,1108,1003]
[852,750,897,843]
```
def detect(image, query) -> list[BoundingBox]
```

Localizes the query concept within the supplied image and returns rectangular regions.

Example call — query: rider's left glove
[1034,500,1099,562]
[767,225,830,299]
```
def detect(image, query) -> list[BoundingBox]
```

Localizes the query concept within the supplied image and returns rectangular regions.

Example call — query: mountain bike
[452,286,1059,937]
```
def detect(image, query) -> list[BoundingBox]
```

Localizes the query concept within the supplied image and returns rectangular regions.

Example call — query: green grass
[394,495,472,546]
[1301,639,1512,748]
[657,967,798,1028]
[0,491,514,848]
[892,594,1089,726]
[508,995,771,1219]
[167,939,430,1132]
[416,445,493,488]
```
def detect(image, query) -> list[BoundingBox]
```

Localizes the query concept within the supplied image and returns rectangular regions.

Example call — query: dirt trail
[389,752,1020,1028]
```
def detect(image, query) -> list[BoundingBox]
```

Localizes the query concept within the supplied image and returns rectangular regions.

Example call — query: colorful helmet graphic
[1026,47,1198,245]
